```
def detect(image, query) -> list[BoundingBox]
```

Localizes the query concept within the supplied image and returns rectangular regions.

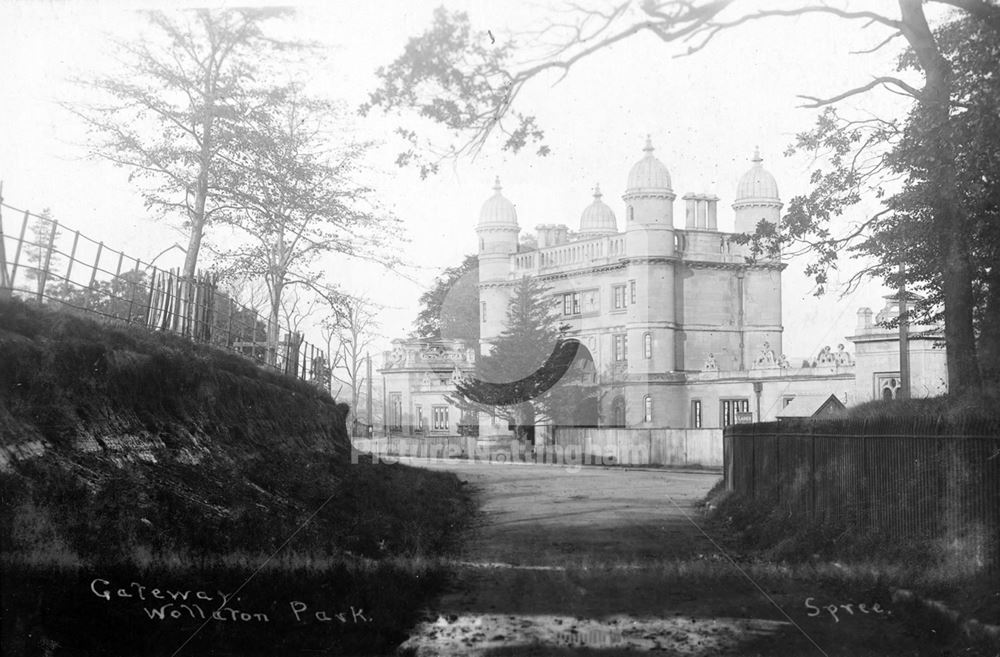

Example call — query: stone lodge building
[379,138,947,440]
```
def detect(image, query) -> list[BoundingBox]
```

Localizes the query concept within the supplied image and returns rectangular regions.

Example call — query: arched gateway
[546,339,600,429]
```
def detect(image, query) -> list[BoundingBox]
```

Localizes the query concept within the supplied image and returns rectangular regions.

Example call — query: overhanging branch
[797,76,922,108]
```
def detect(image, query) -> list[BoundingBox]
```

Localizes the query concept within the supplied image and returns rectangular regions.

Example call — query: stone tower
[732,148,784,364]
[623,137,677,398]
[475,177,519,352]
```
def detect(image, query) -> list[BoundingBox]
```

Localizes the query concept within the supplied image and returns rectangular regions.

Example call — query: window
[613,334,627,362]
[643,395,653,423]
[876,374,901,400]
[613,284,626,310]
[481,301,487,323]
[720,398,750,427]
[630,280,636,304]
[627,205,634,222]
[611,396,626,427]
[562,292,581,315]
[415,405,423,431]
[389,393,403,431]
[643,332,652,359]
[782,396,795,408]
[432,405,449,431]
[691,400,702,428]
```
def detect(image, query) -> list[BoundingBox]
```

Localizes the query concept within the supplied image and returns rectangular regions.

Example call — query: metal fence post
[64,230,80,284]
[88,241,104,289]
[8,210,29,290]
[0,212,9,298]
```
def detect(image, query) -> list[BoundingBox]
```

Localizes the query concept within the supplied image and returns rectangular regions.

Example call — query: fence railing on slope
[0,198,331,389]
[724,417,1000,566]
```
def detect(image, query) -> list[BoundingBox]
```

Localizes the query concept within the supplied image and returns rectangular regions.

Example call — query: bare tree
[68,8,293,280]
[327,294,381,424]
[280,287,320,336]
[214,86,401,363]
[220,273,269,317]
[320,318,347,395]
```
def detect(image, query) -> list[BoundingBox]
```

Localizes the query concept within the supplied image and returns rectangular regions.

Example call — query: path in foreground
[399,458,928,657]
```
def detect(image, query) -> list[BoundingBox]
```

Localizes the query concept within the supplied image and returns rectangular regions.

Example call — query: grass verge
[702,483,1000,655]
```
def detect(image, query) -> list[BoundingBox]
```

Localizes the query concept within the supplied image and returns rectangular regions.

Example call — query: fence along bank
[0,198,327,385]
[724,417,1000,568]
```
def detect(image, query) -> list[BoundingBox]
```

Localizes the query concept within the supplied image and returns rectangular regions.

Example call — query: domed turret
[579,184,618,235]
[734,147,780,203]
[626,135,673,194]
[476,176,519,261]
[623,136,676,228]
[478,177,518,227]
[732,147,782,234]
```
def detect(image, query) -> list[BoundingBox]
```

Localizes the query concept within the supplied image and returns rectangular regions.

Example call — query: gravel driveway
[395,458,937,657]
[396,459,807,656]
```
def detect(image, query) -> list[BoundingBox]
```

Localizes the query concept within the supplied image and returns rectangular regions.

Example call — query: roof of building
[776,393,846,419]
[734,147,780,203]
[579,184,618,235]
[626,136,673,194]
[478,176,518,227]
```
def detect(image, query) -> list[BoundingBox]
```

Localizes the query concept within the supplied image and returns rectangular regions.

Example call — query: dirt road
[398,458,936,657]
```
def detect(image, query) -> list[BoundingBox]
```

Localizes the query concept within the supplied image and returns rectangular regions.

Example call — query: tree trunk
[940,236,982,393]
[899,0,982,394]
[182,66,218,281]
[182,212,205,280]
[268,280,282,366]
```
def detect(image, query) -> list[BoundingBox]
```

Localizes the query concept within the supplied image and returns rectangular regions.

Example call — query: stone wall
[553,427,723,467]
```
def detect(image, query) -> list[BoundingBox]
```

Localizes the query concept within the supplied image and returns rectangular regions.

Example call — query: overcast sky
[0,0,928,361]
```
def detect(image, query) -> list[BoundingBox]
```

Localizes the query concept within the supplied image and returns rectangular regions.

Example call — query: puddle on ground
[400,613,789,655]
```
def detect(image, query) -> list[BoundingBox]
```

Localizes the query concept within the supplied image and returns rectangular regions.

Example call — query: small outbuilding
[775,394,846,421]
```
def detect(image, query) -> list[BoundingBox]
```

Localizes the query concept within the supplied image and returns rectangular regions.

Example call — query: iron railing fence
[0,199,331,389]
[724,417,1000,567]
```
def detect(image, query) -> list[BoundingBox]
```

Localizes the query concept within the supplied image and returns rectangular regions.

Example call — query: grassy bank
[0,298,476,655]
[704,473,1000,655]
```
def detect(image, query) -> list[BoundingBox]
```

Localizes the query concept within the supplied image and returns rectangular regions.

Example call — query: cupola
[625,135,673,195]
[732,147,782,234]
[478,177,518,227]
[579,184,618,235]
[734,147,780,204]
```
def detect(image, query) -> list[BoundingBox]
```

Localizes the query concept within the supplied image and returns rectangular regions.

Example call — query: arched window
[643,333,652,359]
[643,395,653,423]
[611,396,626,428]
[877,374,901,400]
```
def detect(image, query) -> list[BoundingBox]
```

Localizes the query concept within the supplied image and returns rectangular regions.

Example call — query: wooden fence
[724,418,1000,566]
[0,198,328,386]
